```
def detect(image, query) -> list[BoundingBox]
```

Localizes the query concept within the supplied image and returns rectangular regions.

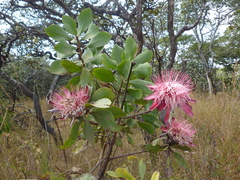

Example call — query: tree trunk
[167,0,176,70]
[206,71,216,97]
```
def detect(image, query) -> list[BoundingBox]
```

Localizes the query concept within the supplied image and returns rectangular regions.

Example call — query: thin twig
[110,150,146,160]
[121,62,135,109]
[121,110,151,119]
[54,117,68,167]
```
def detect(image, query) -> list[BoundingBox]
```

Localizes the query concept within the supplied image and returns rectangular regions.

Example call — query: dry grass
[0,93,240,179]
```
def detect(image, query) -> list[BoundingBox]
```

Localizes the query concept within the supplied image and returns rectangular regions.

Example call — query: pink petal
[157,101,166,111]
[181,103,194,116]
[149,100,160,110]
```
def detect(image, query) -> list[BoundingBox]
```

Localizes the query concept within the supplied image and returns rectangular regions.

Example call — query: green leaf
[60,60,82,74]
[151,138,165,146]
[124,104,134,114]
[91,110,121,132]
[127,134,133,144]
[60,121,81,149]
[91,87,116,102]
[133,50,153,66]
[150,171,160,180]
[87,53,103,65]
[77,8,93,35]
[117,60,131,79]
[45,24,72,41]
[121,50,131,61]
[139,159,146,180]
[102,53,118,70]
[127,88,142,100]
[115,168,136,180]
[129,79,153,94]
[141,114,159,128]
[111,45,124,64]
[173,145,192,152]
[66,76,81,88]
[92,68,115,82]
[134,98,148,105]
[107,171,118,178]
[62,15,77,35]
[80,68,94,86]
[83,120,95,145]
[56,52,72,59]
[82,48,93,62]
[124,37,137,59]
[126,119,136,128]
[91,98,111,108]
[137,122,155,135]
[78,173,96,180]
[87,32,112,48]
[132,63,152,78]
[90,46,104,56]
[49,60,68,75]
[115,136,123,147]
[83,23,99,40]
[173,152,189,169]
[107,106,126,118]
[54,39,76,57]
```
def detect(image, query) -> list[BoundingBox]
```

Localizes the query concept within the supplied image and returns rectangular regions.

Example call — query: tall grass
[0,93,240,179]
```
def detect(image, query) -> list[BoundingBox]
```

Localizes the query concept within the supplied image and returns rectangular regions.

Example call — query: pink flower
[161,117,196,147]
[49,86,90,120]
[144,70,195,122]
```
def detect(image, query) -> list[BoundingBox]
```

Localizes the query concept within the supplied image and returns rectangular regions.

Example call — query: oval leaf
[127,88,142,100]
[60,121,81,149]
[117,60,131,79]
[54,39,76,56]
[124,37,137,59]
[111,45,124,64]
[133,50,153,66]
[49,60,68,75]
[61,60,82,74]
[80,68,94,86]
[137,122,155,135]
[115,168,136,180]
[77,8,93,35]
[91,98,111,108]
[132,63,152,78]
[91,87,116,101]
[102,53,118,70]
[129,79,153,94]
[92,68,115,82]
[83,23,99,40]
[83,120,95,145]
[173,152,189,169]
[151,171,160,180]
[139,159,146,180]
[107,106,126,118]
[62,15,77,35]
[45,24,72,41]
[87,31,112,48]
[91,110,121,132]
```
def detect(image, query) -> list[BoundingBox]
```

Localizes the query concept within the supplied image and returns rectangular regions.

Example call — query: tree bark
[0,69,60,144]
[166,0,176,70]
[166,0,206,70]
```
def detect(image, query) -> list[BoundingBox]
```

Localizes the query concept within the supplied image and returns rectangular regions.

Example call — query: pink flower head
[144,70,195,122]
[49,86,90,120]
[161,117,196,147]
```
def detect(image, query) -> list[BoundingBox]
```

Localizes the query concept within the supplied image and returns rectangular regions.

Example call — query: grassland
[0,92,240,179]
